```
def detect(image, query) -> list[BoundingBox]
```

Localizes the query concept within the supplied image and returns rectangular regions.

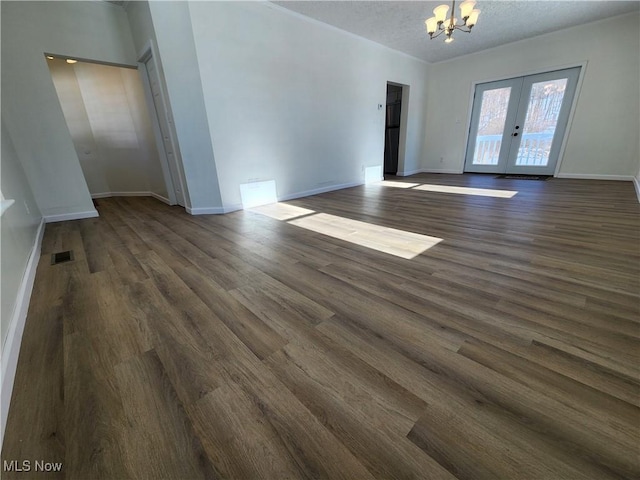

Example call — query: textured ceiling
[272,1,640,63]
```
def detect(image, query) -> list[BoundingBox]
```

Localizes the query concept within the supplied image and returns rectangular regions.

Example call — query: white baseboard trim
[94,191,151,197]
[421,168,464,174]
[44,209,98,223]
[633,176,640,203]
[90,192,114,199]
[149,192,172,205]
[92,191,173,206]
[186,206,227,215]
[396,169,425,177]
[186,181,363,216]
[278,181,362,202]
[1,218,45,448]
[555,173,634,181]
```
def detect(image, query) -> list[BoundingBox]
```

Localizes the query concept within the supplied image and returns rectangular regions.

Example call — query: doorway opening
[384,83,402,176]
[464,67,581,176]
[46,55,174,205]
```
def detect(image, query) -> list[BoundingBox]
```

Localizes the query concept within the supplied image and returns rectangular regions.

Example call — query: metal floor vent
[51,250,74,265]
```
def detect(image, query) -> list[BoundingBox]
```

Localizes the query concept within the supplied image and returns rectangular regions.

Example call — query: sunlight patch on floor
[413,184,518,198]
[250,203,315,221]
[288,213,442,259]
[374,180,420,189]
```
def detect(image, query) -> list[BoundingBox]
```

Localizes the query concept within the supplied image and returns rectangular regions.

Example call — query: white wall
[1,119,45,448]
[126,0,224,211]
[48,58,168,198]
[187,2,430,209]
[0,121,42,352]
[1,1,138,218]
[423,13,640,178]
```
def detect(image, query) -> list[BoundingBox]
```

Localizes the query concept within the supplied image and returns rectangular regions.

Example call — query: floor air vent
[51,250,74,265]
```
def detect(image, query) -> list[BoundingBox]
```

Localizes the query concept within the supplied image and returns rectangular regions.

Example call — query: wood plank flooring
[2,173,639,479]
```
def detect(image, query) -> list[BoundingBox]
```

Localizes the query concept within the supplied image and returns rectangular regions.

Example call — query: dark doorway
[384,83,402,175]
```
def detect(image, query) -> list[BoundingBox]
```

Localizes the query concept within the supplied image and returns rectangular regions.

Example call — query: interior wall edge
[0,218,45,450]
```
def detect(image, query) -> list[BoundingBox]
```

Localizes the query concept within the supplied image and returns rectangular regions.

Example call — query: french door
[464,67,580,175]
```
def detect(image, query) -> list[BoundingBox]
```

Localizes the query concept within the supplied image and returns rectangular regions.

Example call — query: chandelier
[425,0,481,43]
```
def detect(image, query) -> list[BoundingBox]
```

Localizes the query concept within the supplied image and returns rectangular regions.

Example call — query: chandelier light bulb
[459,0,476,20]
[467,9,480,27]
[426,17,438,34]
[433,4,450,23]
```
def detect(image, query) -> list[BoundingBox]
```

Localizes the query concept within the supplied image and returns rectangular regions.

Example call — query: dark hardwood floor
[2,173,639,479]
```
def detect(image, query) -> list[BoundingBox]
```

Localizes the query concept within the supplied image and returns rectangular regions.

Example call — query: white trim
[92,191,152,198]
[556,173,635,181]
[1,218,45,449]
[186,181,363,215]
[395,84,410,176]
[186,206,228,215]
[421,168,464,174]
[278,181,362,202]
[90,192,113,199]
[396,169,425,177]
[91,191,172,205]
[137,40,189,208]
[633,176,640,204]
[150,192,172,205]
[469,61,589,87]
[43,209,98,223]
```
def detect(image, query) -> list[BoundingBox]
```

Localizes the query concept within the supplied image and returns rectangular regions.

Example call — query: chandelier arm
[452,25,473,33]
[429,29,447,40]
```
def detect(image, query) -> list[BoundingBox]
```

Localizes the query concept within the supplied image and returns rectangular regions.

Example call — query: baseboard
[633,176,640,203]
[43,209,98,223]
[396,169,425,177]
[149,192,172,205]
[555,173,634,181]
[420,168,464,174]
[186,206,227,215]
[186,181,363,216]
[92,191,173,206]
[90,192,113,199]
[278,181,362,202]
[1,218,45,448]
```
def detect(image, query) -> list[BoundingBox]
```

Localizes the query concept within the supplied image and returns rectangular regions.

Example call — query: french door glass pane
[516,78,568,166]
[472,87,511,165]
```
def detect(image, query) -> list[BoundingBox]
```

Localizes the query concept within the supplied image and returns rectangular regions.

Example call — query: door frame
[463,77,524,174]
[137,40,187,206]
[460,61,587,176]
[385,81,410,176]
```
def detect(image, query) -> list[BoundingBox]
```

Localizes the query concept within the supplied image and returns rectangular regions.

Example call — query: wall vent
[51,250,74,265]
